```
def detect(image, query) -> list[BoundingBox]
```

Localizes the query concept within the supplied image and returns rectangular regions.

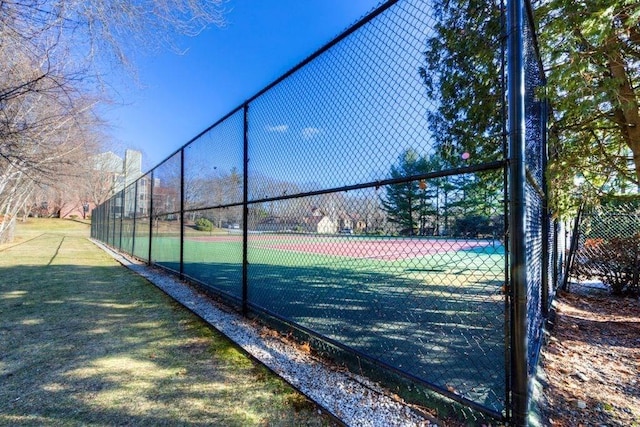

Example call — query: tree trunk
[607,42,640,184]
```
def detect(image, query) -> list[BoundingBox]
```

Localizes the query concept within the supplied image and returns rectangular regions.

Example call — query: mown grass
[0,218,333,426]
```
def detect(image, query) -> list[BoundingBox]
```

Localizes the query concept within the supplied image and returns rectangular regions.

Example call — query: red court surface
[187,233,493,261]
[256,238,491,261]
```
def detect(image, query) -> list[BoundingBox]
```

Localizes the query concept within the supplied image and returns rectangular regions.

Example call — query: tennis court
[146,231,507,412]
[190,233,498,261]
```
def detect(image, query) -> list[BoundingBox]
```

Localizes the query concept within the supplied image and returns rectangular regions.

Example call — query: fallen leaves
[539,288,640,426]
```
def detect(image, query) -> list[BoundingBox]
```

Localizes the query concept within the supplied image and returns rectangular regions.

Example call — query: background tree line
[0,0,224,242]
[381,148,504,238]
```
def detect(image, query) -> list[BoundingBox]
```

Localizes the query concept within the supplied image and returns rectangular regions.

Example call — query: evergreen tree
[381,149,435,235]
[419,0,505,167]
[538,0,640,211]
[420,0,640,215]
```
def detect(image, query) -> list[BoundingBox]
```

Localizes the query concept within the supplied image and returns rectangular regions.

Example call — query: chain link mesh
[132,174,152,262]
[523,2,549,379]
[246,173,506,412]
[525,182,543,374]
[107,198,116,247]
[184,110,245,210]
[183,207,244,302]
[149,153,182,272]
[121,184,137,254]
[248,1,437,198]
[572,199,640,296]
[549,218,566,307]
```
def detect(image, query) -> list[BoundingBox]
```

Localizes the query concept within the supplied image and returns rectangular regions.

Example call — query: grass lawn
[0,219,333,426]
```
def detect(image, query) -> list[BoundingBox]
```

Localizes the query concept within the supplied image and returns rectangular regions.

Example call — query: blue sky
[103,0,385,170]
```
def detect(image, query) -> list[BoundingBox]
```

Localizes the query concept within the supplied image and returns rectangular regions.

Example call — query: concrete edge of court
[90,239,440,427]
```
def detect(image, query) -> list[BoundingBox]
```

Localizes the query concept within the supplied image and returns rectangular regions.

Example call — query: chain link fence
[570,197,640,296]
[523,0,558,380]
[91,0,561,423]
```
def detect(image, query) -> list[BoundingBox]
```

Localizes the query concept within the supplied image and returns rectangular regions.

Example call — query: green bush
[195,218,214,232]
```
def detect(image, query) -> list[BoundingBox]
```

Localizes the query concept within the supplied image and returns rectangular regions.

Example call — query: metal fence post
[100,206,103,240]
[98,206,102,241]
[563,204,584,291]
[180,148,185,278]
[541,98,550,318]
[552,219,559,292]
[119,190,124,250]
[114,197,118,246]
[149,170,155,265]
[242,103,249,316]
[132,180,138,256]
[106,200,110,247]
[507,0,529,424]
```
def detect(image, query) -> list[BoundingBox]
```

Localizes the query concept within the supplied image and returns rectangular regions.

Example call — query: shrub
[195,218,214,232]
[576,234,640,296]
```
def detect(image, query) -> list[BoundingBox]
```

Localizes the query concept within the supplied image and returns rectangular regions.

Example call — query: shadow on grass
[0,263,324,426]
[163,259,507,414]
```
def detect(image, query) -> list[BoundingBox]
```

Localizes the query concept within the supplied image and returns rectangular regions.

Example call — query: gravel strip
[93,240,438,427]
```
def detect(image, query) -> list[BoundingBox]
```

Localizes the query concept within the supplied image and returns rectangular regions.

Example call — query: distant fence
[91,0,565,424]
[569,197,640,295]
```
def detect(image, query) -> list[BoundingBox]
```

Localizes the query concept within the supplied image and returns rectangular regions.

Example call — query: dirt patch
[539,287,640,426]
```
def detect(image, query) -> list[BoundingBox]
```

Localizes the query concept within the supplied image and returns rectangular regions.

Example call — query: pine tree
[381,149,434,235]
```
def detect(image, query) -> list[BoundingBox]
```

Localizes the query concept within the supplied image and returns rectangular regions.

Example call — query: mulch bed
[539,285,640,426]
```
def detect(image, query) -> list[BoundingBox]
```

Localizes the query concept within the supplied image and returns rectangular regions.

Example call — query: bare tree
[0,0,225,242]
[0,39,97,239]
